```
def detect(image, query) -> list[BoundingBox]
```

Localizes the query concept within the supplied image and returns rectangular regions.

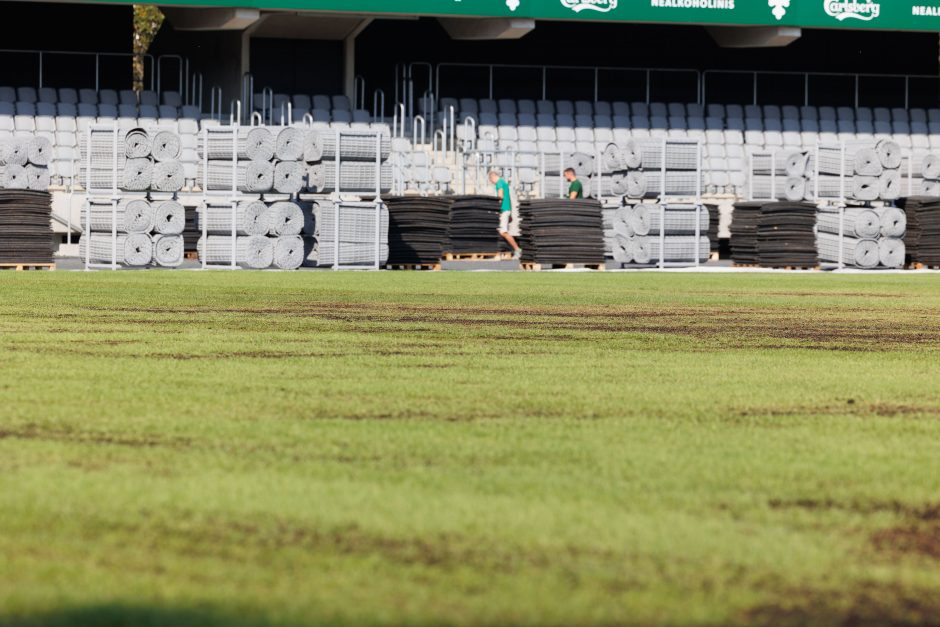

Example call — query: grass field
[2,270,940,626]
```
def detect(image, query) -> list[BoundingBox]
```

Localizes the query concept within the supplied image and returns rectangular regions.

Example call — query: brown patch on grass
[740,403,940,420]
[743,583,940,626]
[872,524,940,560]
[0,425,191,450]
[768,499,940,520]
[123,516,617,575]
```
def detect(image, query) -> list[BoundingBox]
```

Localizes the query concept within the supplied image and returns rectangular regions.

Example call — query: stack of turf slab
[729,201,763,265]
[0,190,53,263]
[446,195,510,254]
[519,198,605,265]
[898,196,940,266]
[756,201,818,268]
[385,196,451,264]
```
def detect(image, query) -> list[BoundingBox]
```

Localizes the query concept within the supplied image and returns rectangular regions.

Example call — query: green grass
[2,271,940,626]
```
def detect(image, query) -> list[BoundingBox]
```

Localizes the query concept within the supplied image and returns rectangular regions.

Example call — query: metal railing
[433,62,701,104]
[0,48,155,92]
[701,69,940,109]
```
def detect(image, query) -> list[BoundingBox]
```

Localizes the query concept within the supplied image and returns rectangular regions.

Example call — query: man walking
[564,167,583,199]
[489,170,522,259]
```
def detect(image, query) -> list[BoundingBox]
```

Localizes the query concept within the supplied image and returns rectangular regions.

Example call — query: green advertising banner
[123,0,940,31]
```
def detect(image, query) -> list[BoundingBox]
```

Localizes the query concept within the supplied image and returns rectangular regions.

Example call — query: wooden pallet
[906,262,940,270]
[443,252,513,261]
[0,263,56,271]
[184,251,199,261]
[521,263,605,272]
[385,263,442,271]
[732,264,820,271]
[709,252,720,262]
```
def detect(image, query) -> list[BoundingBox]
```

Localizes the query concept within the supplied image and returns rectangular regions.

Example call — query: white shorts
[499,211,511,233]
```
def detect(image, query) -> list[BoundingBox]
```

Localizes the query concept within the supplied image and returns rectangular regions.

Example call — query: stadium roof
[116,0,940,31]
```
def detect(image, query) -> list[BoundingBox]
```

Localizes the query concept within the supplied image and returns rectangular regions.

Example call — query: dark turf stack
[705,203,720,254]
[898,196,940,265]
[0,190,54,264]
[446,195,510,254]
[730,201,762,265]
[519,198,605,264]
[757,201,818,268]
[183,206,199,253]
[385,196,451,264]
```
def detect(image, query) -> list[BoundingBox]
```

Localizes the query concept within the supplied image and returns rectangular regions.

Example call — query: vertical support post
[95,53,100,92]
[201,127,208,270]
[111,123,118,271]
[38,51,43,88]
[837,204,845,271]
[753,72,758,106]
[659,137,666,270]
[84,125,92,270]
[489,65,494,100]
[645,69,651,104]
[854,75,859,109]
[230,124,237,269]
[375,132,381,271]
[695,139,696,268]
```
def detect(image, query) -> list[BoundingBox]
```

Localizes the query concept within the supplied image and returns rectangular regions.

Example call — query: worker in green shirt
[489,170,522,259]
[564,168,583,199]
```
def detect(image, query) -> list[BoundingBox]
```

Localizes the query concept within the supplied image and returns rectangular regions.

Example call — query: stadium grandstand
[1,0,939,257]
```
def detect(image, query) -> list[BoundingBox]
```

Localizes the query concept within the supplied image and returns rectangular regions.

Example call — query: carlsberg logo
[824,0,880,20]
[561,0,618,12]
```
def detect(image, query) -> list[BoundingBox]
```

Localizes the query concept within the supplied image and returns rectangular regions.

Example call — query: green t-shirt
[568,179,584,199]
[495,179,511,212]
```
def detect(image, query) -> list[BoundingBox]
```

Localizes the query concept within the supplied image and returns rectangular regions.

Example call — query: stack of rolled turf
[816,206,906,269]
[198,126,305,194]
[730,201,763,265]
[597,140,698,199]
[604,203,709,266]
[80,127,184,193]
[597,141,643,198]
[816,140,902,202]
[756,201,818,268]
[446,195,510,254]
[0,136,52,191]
[304,129,392,194]
[543,152,594,198]
[80,197,185,267]
[519,198,605,265]
[750,150,814,202]
[0,190,54,263]
[312,199,389,267]
[196,199,306,269]
[918,153,940,196]
[897,196,940,266]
